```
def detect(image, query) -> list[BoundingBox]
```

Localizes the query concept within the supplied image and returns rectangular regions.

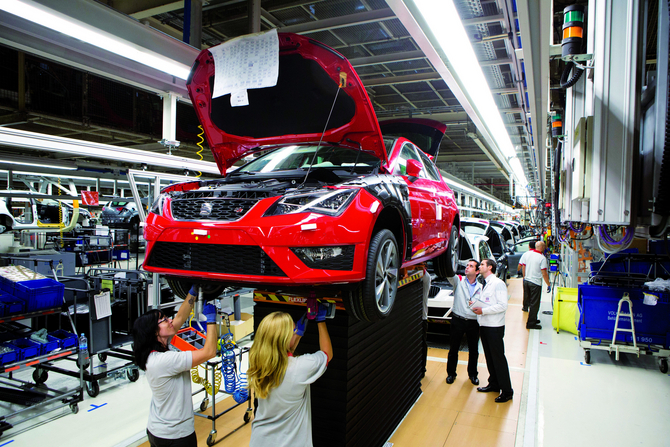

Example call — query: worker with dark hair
[471,259,514,403]
[248,308,333,447]
[133,285,218,447]
[445,259,482,386]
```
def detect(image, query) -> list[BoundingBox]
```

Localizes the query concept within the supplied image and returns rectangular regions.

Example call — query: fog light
[291,246,355,270]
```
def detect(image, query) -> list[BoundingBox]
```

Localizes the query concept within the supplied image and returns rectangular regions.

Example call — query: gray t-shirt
[145,350,194,439]
[250,351,328,447]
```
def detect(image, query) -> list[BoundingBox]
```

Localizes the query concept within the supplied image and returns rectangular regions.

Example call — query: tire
[434,224,459,279]
[86,380,100,398]
[33,368,48,384]
[660,359,668,374]
[166,278,226,301]
[98,353,107,362]
[343,289,364,321]
[244,409,252,423]
[207,434,216,446]
[584,350,591,364]
[200,399,209,412]
[70,403,79,414]
[350,229,400,322]
[127,368,140,382]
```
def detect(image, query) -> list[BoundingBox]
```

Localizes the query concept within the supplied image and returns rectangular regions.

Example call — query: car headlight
[150,195,167,216]
[264,189,357,217]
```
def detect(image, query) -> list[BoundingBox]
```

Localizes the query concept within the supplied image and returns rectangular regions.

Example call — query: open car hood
[187,32,386,175]
[378,118,447,158]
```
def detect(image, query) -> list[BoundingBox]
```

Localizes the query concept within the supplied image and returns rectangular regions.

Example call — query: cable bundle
[596,225,635,254]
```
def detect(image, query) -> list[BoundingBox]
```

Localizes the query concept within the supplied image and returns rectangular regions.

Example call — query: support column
[248,0,261,33]
[162,93,177,144]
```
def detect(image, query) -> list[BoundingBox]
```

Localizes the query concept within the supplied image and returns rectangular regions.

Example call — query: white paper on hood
[210,28,279,101]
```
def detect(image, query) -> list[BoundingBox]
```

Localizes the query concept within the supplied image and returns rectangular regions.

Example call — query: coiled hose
[220,341,249,404]
[191,364,222,395]
[560,62,584,89]
[195,125,205,178]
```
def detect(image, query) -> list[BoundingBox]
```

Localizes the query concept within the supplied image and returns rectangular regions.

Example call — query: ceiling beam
[280,8,395,34]
[363,73,441,86]
[350,50,425,67]
[129,1,185,19]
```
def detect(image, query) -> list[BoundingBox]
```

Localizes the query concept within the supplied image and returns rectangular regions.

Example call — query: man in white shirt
[520,241,550,330]
[470,259,513,403]
[445,260,482,386]
[518,240,536,311]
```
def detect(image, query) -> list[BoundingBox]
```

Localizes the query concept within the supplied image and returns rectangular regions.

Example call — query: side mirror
[406,159,422,178]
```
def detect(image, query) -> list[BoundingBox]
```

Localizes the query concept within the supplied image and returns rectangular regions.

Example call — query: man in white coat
[470,259,513,403]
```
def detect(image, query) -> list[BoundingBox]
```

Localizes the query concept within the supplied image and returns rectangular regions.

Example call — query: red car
[143,32,460,321]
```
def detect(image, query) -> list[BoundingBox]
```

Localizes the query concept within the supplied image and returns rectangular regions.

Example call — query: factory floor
[1,278,669,447]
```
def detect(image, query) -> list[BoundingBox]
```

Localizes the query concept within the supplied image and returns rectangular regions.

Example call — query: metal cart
[194,346,253,446]
[578,283,670,372]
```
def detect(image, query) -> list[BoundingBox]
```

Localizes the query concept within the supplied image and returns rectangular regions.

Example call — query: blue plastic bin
[9,338,40,360]
[578,284,670,347]
[32,334,61,356]
[0,277,16,294]
[0,295,25,316]
[48,329,77,350]
[14,278,64,312]
[0,344,18,365]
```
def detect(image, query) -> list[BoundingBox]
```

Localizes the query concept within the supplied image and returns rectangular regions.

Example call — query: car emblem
[234,207,244,213]
[199,202,213,216]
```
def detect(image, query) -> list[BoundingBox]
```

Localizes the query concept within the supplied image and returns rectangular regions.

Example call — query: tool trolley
[0,258,84,438]
[36,272,141,398]
[172,314,253,446]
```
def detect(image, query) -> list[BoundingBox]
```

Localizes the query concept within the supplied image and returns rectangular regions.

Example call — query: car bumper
[143,190,379,286]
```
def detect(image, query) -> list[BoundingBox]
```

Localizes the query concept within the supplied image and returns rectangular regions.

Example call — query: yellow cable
[195,125,205,178]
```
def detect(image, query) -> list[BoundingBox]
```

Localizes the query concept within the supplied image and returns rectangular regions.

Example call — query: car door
[392,142,437,254]
[416,146,457,247]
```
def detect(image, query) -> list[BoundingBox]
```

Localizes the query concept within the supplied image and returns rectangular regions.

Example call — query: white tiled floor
[1,279,669,447]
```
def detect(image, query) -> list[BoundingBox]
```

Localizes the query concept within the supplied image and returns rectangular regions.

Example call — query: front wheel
[434,223,459,279]
[349,229,400,322]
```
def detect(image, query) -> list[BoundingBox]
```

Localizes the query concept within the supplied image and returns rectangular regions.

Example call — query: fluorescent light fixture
[0,154,77,170]
[0,0,191,79]
[0,127,220,175]
[392,0,529,187]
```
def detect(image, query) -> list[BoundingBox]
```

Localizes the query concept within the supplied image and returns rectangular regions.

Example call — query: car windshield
[463,222,487,235]
[238,145,380,173]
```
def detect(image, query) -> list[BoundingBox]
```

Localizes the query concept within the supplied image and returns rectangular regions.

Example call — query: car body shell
[0,192,92,233]
[461,217,509,279]
[507,236,540,275]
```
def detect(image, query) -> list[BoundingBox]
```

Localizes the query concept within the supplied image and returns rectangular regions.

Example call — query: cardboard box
[229,313,253,342]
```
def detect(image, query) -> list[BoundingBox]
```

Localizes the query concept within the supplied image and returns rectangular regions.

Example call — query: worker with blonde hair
[248,308,332,447]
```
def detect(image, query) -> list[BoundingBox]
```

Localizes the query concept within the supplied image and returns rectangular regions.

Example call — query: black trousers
[479,326,513,395]
[147,429,197,447]
[422,319,428,377]
[447,315,480,378]
[524,280,542,327]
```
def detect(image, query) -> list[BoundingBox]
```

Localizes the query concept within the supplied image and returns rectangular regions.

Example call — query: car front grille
[171,198,258,221]
[145,242,286,276]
